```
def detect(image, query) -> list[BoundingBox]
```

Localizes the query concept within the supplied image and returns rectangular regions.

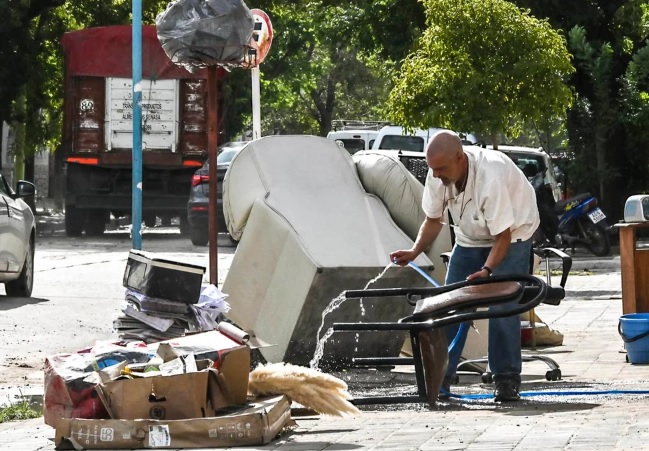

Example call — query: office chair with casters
[453,246,572,383]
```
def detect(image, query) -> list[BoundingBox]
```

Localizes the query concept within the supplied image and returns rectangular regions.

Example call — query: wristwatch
[481,265,493,276]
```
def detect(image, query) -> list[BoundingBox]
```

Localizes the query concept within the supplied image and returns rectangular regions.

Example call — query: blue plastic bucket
[619,313,649,364]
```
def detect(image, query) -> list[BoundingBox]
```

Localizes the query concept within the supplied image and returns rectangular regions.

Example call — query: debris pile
[113,251,230,343]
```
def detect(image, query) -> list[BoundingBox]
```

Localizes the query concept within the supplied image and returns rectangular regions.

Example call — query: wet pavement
[4,218,648,450]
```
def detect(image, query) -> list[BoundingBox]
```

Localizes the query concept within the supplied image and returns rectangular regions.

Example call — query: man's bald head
[425,130,466,187]
[426,130,463,160]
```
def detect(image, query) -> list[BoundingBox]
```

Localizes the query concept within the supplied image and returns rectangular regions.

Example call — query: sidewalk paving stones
[6,235,649,450]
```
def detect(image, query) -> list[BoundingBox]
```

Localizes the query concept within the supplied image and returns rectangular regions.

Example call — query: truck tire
[65,204,84,237]
[179,215,190,236]
[85,210,107,236]
[144,212,157,228]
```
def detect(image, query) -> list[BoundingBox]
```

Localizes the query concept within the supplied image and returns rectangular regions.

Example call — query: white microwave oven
[624,195,649,222]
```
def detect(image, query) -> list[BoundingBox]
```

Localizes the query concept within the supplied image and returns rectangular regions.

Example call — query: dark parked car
[187,142,248,245]
[0,173,36,296]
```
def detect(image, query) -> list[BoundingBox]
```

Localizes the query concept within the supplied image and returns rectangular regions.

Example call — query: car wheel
[65,204,84,237]
[5,237,34,297]
[190,226,209,246]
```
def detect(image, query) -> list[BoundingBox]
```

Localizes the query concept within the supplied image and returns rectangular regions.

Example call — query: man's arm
[390,216,444,266]
[466,228,512,280]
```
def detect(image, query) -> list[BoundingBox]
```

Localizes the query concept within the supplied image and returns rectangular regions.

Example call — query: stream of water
[309,262,394,370]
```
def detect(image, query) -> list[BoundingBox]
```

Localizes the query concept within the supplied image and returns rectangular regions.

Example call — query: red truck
[60,25,212,236]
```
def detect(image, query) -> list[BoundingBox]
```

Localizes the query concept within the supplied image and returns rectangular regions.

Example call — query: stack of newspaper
[113,285,230,343]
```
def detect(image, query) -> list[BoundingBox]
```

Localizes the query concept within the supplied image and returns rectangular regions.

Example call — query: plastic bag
[156,0,254,69]
[43,346,153,426]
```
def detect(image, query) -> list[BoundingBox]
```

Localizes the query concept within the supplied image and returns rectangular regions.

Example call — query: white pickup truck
[326,129,379,154]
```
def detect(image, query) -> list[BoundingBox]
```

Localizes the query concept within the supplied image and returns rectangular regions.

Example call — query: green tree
[385,0,574,148]
[0,0,63,127]
[514,0,649,222]
[618,42,649,200]
[245,1,391,136]
[322,0,426,62]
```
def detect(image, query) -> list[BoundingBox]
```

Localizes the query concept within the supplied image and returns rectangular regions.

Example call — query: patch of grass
[536,269,593,277]
[0,399,40,423]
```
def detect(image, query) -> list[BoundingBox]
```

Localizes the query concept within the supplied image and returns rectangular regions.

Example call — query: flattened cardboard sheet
[55,396,292,450]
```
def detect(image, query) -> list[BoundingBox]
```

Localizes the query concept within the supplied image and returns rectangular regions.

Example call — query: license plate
[588,207,606,223]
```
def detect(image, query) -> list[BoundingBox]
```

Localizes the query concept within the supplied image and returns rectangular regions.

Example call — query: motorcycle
[531,169,611,257]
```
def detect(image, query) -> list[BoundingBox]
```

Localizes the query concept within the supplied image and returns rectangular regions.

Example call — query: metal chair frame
[333,273,556,406]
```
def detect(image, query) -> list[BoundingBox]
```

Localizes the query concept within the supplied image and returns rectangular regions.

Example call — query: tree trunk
[490,132,499,150]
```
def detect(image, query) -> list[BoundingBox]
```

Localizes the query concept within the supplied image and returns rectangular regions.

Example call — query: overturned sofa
[221,136,435,367]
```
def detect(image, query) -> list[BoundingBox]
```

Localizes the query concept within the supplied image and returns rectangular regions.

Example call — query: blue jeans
[443,239,532,386]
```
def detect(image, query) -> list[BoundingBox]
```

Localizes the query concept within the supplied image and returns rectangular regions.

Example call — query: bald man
[390,130,539,402]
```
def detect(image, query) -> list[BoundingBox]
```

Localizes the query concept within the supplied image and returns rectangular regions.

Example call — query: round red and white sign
[249,9,273,66]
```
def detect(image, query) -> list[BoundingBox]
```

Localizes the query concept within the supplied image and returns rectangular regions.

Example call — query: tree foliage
[1,0,394,162]
[516,0,649,220]
[0,0,63,127]
[385,0,574,146]
[241,1,392,136]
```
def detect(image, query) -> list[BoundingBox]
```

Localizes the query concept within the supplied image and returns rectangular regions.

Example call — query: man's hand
[390,217,442,267]
[466,267,491,280]
[389,249,419,266]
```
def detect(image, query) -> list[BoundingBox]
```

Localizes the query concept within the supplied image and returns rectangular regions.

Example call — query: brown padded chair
[333,273,551,407]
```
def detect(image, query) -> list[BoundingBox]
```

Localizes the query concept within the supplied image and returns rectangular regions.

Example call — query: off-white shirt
[422,146,539,247]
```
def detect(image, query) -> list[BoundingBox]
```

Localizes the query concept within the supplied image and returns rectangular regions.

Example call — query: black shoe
[494,381,520,402]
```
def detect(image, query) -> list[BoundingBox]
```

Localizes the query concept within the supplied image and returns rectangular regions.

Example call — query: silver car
[0,173,35,297]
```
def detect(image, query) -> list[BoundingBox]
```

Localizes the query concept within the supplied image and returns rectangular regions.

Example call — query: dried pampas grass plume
[248,362,361,417]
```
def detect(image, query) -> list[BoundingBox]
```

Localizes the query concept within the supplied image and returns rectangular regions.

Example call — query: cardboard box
[44,331,251,428]
[98,340,251,420]
[98,370,211,420]
[98,346,250,420]
[54,395,292,450]
[149,331,251,407]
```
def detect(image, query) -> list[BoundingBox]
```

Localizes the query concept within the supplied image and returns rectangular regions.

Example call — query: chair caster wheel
[545,369,561,381]
[481,372,493,383]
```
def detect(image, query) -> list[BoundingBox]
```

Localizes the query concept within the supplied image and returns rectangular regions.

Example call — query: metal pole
[207,66,219,285]
[131,0,143,250]
[251,66,261,140]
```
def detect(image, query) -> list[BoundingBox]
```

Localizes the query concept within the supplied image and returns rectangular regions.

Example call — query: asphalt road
[0,226,235,391]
